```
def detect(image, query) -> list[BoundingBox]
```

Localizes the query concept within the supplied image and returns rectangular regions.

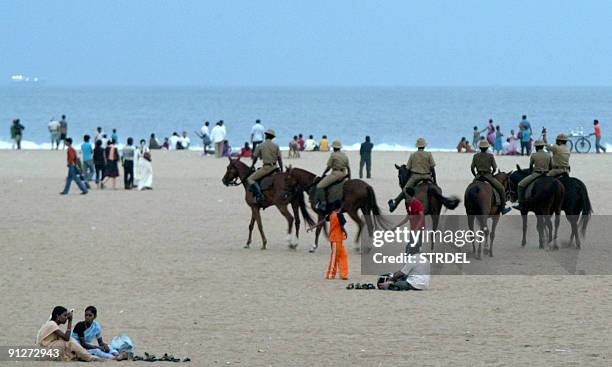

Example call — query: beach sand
[1,149,611,366]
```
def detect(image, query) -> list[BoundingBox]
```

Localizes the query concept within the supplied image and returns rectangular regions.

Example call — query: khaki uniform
[518,150,552,191]
[471,152,505,199]
[247,139,281,185]
[404,150,435,191]
[317,151,350,189]
[546,144,570,177]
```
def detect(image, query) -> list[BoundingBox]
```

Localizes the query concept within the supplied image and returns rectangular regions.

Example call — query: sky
[1,0,611,87]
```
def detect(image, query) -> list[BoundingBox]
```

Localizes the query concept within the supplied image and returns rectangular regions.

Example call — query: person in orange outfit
[326,209,349,279]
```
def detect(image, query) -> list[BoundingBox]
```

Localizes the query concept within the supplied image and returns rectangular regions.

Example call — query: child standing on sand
[308,209,349,280]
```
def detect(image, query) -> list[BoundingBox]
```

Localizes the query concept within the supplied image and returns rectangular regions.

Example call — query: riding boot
[513,187,525,210]
[249,183,265,202]
[388,192,405,213]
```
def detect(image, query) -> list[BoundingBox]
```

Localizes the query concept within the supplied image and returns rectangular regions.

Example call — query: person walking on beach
[593,120,606,153]
[93,139,106,186]
[101,140,119,189]
[247,129,282,202]
[486,119,496,146]
[388,138,435,212]
[519,124,532,156]
[10,119,25,150]
[81,135,95,182]
[326,209,349,279]
[210,121,226,158]
[197,121,211,155]
[359,135,373,178]
[59,115,68,149]
[48,118,61,149]
[60,138,88,195]
[288,135,300,158]
[122,137,135,189]
[250,119,265,153]
[136,139,153,190]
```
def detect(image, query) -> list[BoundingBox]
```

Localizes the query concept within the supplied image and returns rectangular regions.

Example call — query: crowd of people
[458,115,606,155]
[60,126,154,195]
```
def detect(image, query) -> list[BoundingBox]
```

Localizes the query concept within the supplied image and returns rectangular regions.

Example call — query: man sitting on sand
[378,242,430,291]
[457,137,474,153]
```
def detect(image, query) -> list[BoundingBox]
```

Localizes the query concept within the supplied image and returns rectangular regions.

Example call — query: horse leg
[569,216,580,249]
[310,213,324,253]
[554,212,561,242]
[277,204,296,249]
[536,215,544,249]
[254,208,267,250]
[489,215,499,257]
[431,214,440,251]
[468,215,476,256]
[521,213,528,247]
[245,210,256,249]
[546,215,557,250]
[291,202,301,239]
[347,209,364,253]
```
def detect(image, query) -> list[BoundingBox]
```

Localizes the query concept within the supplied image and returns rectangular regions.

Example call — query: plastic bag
[110,335,134,353]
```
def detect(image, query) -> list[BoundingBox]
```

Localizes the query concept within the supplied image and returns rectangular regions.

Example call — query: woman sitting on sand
[239,142,252,158]
[36,306,100,362]
[456,137,474,153]
[72,306,128,360]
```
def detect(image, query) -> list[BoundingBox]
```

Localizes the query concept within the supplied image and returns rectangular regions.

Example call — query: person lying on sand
[377,242,430,291]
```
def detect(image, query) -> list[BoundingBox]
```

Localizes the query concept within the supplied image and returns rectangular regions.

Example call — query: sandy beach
[1,149,612,366]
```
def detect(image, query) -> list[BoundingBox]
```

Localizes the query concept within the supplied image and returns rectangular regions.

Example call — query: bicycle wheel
[575,137,591,153]
[567,139,574,152]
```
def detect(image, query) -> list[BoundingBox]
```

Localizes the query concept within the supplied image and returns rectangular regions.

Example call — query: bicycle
[567,129,592,153]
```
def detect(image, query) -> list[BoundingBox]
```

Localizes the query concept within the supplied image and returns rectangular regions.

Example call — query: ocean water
[1,86,610,151]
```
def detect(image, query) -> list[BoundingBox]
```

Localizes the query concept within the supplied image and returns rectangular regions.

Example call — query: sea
[1,86,610,151]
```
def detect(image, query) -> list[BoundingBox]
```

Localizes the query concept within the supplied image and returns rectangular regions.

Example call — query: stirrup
[388,199,397,213]
[315,201,326,211]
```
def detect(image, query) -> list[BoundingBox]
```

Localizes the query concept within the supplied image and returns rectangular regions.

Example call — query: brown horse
[395,164,460,250]
[463,171,510,258]
[221,158,314,249]
[282,167,385,253]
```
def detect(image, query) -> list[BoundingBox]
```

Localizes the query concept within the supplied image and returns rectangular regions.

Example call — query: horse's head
[395,164,410,189]
[222,157,245,186]
[507,164,530,202]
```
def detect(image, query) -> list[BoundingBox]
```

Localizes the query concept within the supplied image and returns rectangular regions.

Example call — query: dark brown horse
[463,171,510,258]
[283,167,385,253]
[221,158,314,249]
[395,164,460,250]
[508,166,592,248]
[507,166,565,249]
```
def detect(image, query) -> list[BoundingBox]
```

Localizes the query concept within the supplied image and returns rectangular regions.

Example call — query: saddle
[524,174,547,201]
[310,176,348,209]
[256,167,280,191]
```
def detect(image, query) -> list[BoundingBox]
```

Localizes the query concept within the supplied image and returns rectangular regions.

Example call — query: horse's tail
[576,179,592,238]
[428,186,460,210]
[297,188,316,226]
[361,185,388,240]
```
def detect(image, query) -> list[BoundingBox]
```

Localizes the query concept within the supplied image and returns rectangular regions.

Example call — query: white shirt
[180,136,191,148]
[48,120,60,133]
[210,125,225,143]
[169,135,180,150]
[304,139,317,151]
[399,256,430,290]
[200,125,209,137]
[101,137,109,149]
[251,123,265,142]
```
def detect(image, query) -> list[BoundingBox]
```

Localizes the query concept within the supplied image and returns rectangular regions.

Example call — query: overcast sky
[1,0,611,86]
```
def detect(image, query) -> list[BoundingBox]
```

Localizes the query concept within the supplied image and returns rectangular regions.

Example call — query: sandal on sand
[183,358,191,362]
[346,283,354,289]
[355,283,362,289]
[144,352,157,362]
